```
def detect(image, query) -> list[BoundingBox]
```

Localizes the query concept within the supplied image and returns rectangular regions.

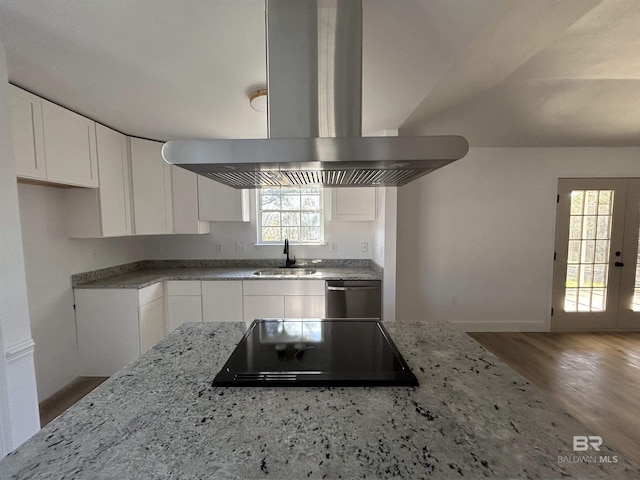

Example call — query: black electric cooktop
[212,319,419,387]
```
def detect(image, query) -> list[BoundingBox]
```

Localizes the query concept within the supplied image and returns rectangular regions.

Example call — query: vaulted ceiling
[1,0,638,147]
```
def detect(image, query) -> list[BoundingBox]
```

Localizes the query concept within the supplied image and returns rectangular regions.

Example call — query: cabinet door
[284,295,325,318]
[167,296,203,332]
[8,85,46,179]
[172,166,210,234]
[96,125,132,236]
[42,99,98,187]
[75,289,140,376]
[329,187,376,221]
[130,138,173,234]
[139,297,166,352]
[198,176,249,222]
[202,281,244,322]
[243,295,284,322]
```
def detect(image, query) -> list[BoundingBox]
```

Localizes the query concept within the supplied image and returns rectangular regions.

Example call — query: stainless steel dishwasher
[325,280,382,319]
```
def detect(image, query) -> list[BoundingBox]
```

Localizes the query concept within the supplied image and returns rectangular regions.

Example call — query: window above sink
[256,187,324,245]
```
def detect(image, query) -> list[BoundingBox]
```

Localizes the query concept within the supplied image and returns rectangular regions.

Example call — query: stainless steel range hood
[162,0,469,188]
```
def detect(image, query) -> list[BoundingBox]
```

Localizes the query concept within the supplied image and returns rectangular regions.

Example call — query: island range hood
[162,0,469,188]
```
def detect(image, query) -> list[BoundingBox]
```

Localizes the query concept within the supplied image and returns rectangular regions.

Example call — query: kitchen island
[1,321,638,479]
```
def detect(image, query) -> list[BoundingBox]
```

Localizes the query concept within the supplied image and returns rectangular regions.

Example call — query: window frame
[256,187,325,245]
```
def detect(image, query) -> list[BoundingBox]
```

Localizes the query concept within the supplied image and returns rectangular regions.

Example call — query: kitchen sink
[252,268,317,276]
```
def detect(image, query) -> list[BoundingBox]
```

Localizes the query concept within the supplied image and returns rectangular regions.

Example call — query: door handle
[327,286,379,291]
[615,261,624,267]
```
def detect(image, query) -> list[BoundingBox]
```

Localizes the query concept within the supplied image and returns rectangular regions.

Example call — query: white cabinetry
[75,283,165,376]
[166,281,203,332]
[329,187,376,221]
[9,85,98,187]
[130,138,173,234]
[242,280,325,322]
[8,85,46,180]
[202,281,244,322]
[197,176,249,222]
[66,124,133,237]
[41,99,98,188]
[171,166,210,234]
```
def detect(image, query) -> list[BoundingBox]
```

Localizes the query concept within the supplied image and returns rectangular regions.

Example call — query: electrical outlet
[451,296,458,305]
[235,242,246,253]
[216,243,223,252]
[379,245,384,257]
[331,242,338,252]
[156,243,162,253]
[361,242,368,253]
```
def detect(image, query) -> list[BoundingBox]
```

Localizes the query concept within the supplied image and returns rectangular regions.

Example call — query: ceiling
[0,0,638,147]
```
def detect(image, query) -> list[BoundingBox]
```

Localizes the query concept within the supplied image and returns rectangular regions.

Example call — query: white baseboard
[452,321,549,332]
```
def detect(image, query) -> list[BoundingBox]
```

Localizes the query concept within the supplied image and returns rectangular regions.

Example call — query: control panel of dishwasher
[325,280,382,320]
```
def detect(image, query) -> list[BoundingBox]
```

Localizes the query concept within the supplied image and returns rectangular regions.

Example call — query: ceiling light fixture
[249,88,267,112]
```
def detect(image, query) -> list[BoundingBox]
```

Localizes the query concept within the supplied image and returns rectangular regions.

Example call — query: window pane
[598,191,612,215]
[302,212,320,226]
[282,212,300,226]
[585,191,599,215]
[570,191,584,215]
[282,195,301,210]
[282,226,299,240]
[262,227,281,242]
[262,212,280,227]
[261,194,281,210]
[569,217,582,239]
[301,195,320,210]
[583,216,596,239]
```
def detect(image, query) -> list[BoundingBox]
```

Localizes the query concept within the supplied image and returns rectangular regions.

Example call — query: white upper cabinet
[41,99,98,188]
[198,176,249,222]
[66,124,133,237]
[329,187,377,221]
[171,166,210,234]
[130,138,174,235]
[9,85,99,188]
[8,85,46,180]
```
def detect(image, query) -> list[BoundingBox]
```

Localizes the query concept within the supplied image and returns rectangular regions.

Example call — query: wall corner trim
[5,338,35,364]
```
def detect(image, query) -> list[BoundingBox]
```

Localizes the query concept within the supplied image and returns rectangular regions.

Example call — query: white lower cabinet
[75,283,165,376]
[166,281,203,332]
[243,295,285,322]
[284,295,325,318]
[202,281,244,322]
[242,280,325,322]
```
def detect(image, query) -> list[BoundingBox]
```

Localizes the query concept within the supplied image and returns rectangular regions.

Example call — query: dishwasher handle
[327,286,379,291]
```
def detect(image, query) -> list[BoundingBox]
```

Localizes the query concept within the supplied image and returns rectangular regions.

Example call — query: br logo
[573,435,603,452]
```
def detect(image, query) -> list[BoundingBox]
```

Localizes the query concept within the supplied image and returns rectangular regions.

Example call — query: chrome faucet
[283,238,296,267]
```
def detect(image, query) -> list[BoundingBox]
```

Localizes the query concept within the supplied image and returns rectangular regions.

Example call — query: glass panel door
[616,179,640,329]
[552,179,628,330]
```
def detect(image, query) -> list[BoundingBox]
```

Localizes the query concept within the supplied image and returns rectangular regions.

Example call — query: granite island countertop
[1,321,638,479]
[72,260,381,289]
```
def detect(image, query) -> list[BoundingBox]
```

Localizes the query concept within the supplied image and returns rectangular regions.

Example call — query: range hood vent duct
[162,0,469,188]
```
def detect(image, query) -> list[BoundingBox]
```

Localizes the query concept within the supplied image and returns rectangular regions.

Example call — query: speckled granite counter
[72,259,381,289]
[2,322,637,479]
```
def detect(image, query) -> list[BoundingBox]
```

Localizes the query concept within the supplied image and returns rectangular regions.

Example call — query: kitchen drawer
[166,280,202,296]
[138,282,164,305]
[242,279,324,296]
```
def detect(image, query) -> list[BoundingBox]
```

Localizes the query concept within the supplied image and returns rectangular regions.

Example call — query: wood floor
[470,331,640,465]
[39,376,108,427]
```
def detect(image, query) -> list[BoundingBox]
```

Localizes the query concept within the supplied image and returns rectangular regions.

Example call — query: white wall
[146,189,376,260]
[17,184,147,401]
[396,147,640,331]
[0,38,40,455]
